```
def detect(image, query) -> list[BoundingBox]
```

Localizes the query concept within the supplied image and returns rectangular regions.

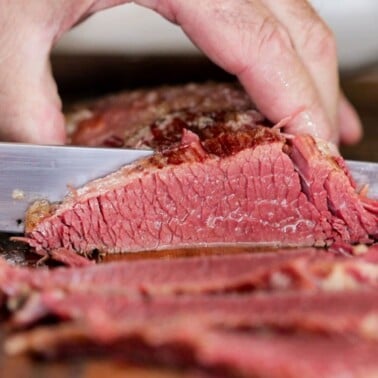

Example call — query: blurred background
[51,1,378,160]
[55,1,378,72]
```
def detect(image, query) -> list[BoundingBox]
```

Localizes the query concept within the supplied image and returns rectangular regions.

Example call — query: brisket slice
[22,108,378,256]
[0,249,321,298]
[11,289,378,340]
[6,321,378,378]
[1,248,378,302]
[3,248,378,376]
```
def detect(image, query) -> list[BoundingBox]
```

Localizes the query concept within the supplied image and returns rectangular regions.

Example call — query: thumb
[338,92,362,145]
[0,25,65,144]
[0,0,131,145]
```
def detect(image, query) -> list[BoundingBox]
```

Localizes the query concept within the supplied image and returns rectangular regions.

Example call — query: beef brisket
[1,248,378,303]
[67,82,253,147]
[3,82,378,377]
[0,249,318,298]
[6,321,378,378]
[11,288,378,340]
[22,106,378,256]
[3,247,378,376]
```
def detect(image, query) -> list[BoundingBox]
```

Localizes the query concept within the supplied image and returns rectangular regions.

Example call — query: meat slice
[290,135,378,243]
[0,249,321,299]
[21,108,378,257]
[199,330,378,378]
[11,288,378,340]
[3,247,378,376]
[6,320,378,378]
[1,248,378,303]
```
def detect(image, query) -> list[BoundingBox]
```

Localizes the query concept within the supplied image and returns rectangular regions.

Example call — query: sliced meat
[2,248,378,303]
[22,109,378,257]
[3,247,378,377]
[290,135,378,243]
[6,320,378,378]
[0,249,322,298]
[200,330,378,378]
[11,289,378,341]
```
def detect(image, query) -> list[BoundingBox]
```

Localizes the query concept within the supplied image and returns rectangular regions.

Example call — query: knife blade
[0,142,152,233]
[346,160,378,198]
[0,143,376,233]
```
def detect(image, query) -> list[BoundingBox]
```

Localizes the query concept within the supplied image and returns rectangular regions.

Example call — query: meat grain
[10,288,378,340]
[22,108,378,257]
[2,246,378,377]
[1,248,378,302]
[6,321,378,378]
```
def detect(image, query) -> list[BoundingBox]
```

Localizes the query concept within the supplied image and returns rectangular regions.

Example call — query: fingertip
[338,94,363,145]
[283,108,337,143]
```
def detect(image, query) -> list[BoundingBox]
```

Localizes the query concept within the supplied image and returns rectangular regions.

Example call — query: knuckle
[256,17,293,54]
[302,21,337,61]
[235,17,293,78]
[136,0,177,22]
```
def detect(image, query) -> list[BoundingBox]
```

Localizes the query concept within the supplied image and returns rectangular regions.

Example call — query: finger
[0,67,65,144]
[261,0,339,129]
[90,1,129,13]
[338,92,363,145]
[137,0,334,141]
[0,8,65,144]
[0,63,66,144]
[0,0,132,144]
[0,0,133,144]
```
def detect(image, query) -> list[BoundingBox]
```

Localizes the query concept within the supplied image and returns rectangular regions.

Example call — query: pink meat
[0,249,324,298]
[6,320,378,378]
[200,330,378,378]
[2,247,378,302]
[22,109,378,257]
[12,288,378,340]
[290,135,378,243]
[68,82,253,147]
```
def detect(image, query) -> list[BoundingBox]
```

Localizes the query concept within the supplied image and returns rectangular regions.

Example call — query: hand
[0,0,362,144]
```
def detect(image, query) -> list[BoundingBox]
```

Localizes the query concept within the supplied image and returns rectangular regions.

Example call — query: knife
[0,143,376,233]
[0,142,152,233]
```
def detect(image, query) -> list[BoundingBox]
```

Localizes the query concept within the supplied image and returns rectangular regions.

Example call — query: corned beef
[20,106,378,257]
[3,82,378,377]
[10,288,378,339]
[67,82,253,147]
[0,249,318,298]
[1,248,378,302]
[6,320,378,378]
[3,246,378,376]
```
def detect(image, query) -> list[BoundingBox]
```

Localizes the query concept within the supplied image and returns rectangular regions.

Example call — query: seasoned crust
[24,200,55,234]
[67,82,253,147]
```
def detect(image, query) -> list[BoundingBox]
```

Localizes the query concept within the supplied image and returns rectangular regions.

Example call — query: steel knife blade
[0,142,152,233]
[346,160,378,198]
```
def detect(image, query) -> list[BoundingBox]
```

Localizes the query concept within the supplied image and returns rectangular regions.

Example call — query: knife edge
[0,143,153,233]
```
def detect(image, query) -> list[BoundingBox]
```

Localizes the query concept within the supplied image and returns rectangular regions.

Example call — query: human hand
[0,0,362,144]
